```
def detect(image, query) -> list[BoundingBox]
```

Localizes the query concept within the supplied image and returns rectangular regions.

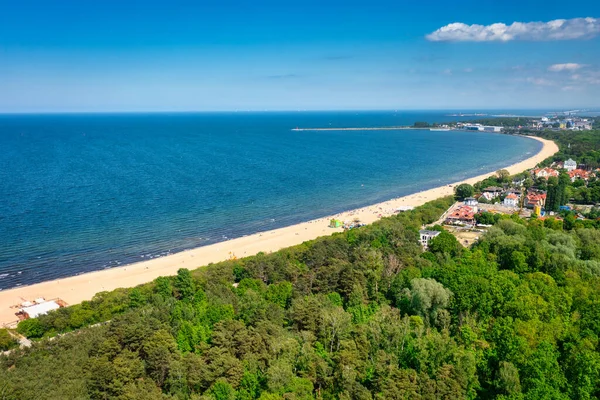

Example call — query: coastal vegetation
[0,329,18,352]
[3,192,600,399]
[454,183,474,200]
[4,127,600,399]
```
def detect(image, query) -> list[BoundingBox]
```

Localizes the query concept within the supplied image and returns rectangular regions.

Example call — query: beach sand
[0,136,558,327]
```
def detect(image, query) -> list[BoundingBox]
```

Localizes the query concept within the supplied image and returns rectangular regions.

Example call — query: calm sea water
[0,111,541,289]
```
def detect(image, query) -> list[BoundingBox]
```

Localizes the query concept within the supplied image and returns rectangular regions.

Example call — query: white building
[483,187,503,199]
[483,126,503,132]
[564,159,577,172]
[20,300,61,319]
[464,197,478,206]
[503,193,519,207]
[419,230,441,248]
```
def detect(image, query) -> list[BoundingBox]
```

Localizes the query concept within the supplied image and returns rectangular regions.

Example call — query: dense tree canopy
[4,192,600,399]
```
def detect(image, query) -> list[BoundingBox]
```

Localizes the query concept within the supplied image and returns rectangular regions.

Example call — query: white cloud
[548,63,585,72]
[426,17,600,42]
[526,77,555,86]
[571,70,600,84]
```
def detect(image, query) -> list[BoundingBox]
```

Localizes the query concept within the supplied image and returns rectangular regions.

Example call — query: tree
[497,361,522,396]
[208,379,237,400]
[141,329,177,386]
[454,184,474,200]
[154,276,173,298]
[405,278,452,325]
[175,268,195,300]
[16,318,44,338]
[428,230,462,257]
[265,281,293,308]
[546,176,561,212]
[496,169,510,182]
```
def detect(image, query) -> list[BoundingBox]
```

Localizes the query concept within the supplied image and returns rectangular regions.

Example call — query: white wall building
[464,197,478,206]
[564,159,577,172]
[419,230,441,249]
[503,193,519,207]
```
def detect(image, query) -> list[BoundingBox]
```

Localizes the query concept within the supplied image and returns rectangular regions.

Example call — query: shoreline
[0,136,559,327]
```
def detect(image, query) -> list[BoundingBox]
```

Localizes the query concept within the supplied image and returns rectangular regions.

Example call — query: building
[483,126,503,132]
[568,169,590,182]
[445,205,476,226]
[524,192,547,209]
[503,193,519,207]
[533,167,559,179]
[17,298,67,320]
[464,124,484,131]
[564,159,577,172]
[419,230,441,248]
[482,187,503,199]
[512,177,526,186]
[464,197,478,206]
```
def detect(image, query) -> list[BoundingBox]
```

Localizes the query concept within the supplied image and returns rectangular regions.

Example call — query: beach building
[17,298,66,320]
[419,230,441,249]
[564,159,577,172]
[503,193,519,207]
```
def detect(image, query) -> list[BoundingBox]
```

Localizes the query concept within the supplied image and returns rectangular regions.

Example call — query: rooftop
[20,301,60,319]
[419,230,441,236]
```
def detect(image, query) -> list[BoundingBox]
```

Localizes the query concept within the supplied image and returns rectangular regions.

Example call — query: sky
[0,0,599,112]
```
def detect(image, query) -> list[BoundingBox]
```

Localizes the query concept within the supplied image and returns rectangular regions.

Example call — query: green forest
[3,127,600,399]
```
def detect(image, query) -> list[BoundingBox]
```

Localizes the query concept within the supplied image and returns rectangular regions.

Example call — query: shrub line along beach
[0,136,558,327]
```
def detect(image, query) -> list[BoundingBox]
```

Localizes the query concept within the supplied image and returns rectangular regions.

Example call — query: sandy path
[0,136,558,327]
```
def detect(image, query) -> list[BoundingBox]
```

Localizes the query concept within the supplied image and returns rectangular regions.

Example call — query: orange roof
[447,205,475,220]
[533,167,559,177]
[569,169,589,179]
[506,193,518,199]
[526,192,546,204]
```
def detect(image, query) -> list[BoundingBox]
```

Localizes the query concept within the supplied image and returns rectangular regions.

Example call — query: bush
[0,328,18,351]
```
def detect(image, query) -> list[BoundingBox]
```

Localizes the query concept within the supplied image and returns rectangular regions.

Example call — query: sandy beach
[0,136,558,327]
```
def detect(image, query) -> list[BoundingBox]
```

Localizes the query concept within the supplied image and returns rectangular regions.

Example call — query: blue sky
[1,0,599,112]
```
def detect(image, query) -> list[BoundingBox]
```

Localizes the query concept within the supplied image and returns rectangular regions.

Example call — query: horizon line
[0,107,599,116]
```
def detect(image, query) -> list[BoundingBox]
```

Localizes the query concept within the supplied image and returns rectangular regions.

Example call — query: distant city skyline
[1,0,599,112]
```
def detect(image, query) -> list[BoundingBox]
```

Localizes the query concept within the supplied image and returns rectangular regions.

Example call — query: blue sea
[0,111,542,289]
